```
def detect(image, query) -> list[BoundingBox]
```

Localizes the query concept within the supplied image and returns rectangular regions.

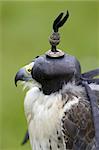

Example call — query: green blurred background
[0,0,99,150]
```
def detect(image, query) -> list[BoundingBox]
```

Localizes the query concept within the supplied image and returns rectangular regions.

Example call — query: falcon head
[15,61,41,89]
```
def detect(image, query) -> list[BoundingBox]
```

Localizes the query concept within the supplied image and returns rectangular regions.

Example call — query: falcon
[15,11,99,150]
[15,61,99,147]
[15,59,99,150]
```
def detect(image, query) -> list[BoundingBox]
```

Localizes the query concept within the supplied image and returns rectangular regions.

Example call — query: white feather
[23,80,99,150]
[24,83,88,150]
[21,80,41,91]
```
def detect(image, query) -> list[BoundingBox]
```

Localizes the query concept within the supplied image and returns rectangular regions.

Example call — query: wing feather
[61,91,95,150]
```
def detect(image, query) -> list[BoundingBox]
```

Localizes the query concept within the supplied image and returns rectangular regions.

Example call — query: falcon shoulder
[61,84,98,150]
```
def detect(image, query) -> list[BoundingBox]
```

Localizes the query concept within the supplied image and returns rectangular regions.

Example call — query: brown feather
[61,93,95,150]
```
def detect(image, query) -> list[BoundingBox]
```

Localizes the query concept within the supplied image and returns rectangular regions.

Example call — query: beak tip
[15,82,17,87]
[14,74,18,87]
[15,78,17,87]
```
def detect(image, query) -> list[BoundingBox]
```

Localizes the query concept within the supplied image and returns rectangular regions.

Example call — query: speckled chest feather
[24,86,66,150]
[24,83,98,150]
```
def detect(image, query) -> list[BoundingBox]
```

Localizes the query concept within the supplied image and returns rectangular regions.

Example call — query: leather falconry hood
[32,11,81,95]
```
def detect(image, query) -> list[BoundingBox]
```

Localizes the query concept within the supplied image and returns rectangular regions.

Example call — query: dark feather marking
[49,145,52,150]
[57,130,59,135]
[49,139,51,143]
[57,144,60,149]
[58,136,61,141]
[61,96,95,150]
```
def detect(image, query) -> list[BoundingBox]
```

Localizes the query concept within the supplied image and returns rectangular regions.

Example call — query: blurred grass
[0,1,99,150]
